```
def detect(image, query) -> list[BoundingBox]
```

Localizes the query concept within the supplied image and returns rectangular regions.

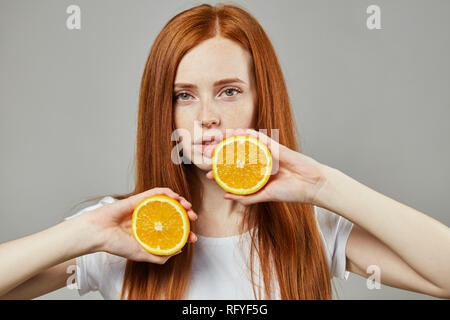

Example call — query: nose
[201,118,219,128]
[199,102,220,129]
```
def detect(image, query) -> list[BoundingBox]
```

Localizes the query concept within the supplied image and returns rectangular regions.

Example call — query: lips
[193,136,220,155]
[193,135,220,145]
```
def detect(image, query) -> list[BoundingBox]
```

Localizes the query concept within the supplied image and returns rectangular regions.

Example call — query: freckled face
[173,36,257,171]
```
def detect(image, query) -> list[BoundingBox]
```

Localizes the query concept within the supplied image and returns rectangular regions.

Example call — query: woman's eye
[176,92,193,101]
[221,88,240,97]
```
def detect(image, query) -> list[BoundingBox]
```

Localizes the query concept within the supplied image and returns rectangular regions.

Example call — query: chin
[180,151,212,171]
[193,163,211,172]
[190,154,213,171]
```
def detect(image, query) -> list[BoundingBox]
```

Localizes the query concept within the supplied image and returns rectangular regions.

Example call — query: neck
[192,166,246,237]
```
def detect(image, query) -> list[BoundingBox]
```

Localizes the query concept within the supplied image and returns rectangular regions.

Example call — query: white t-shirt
[65,196,353,299]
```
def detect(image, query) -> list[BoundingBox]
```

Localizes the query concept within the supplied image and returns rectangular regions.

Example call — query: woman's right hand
[83,188,198,265]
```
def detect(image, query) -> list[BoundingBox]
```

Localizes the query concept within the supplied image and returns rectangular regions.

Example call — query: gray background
[1,0,449,300]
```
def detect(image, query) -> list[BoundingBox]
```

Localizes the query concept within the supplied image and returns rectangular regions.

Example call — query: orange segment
[212,135,272,195]
[131,195,190,255]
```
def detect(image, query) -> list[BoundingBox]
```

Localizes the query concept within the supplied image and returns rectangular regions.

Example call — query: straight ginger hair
[113,3,332,299]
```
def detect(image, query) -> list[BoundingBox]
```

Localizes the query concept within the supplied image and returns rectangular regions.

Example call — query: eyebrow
[174,77,246,89]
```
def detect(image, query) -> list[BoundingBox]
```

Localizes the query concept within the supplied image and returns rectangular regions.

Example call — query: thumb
[163,250,183,262]
[224,191,269,205]
[146,250,183,264]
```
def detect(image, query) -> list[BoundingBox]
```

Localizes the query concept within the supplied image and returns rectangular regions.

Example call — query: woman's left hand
[204,128,331,205]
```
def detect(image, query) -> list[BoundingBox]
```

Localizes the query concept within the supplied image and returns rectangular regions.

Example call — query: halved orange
[131,195,190,255]
[212,135,272,195]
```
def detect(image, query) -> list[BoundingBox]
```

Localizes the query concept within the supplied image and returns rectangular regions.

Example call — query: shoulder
[66,196,125,298]
[75,250,126,297]
[64,196,117,221]
[314,205,353,239]
[313,205,354,279]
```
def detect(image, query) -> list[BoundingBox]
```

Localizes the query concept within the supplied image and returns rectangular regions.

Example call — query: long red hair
[110,3,331,299]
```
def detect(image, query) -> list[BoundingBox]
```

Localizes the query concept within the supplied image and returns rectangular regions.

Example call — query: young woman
[1,4,449,300]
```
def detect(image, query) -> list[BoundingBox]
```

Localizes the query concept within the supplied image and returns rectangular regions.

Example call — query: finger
[187,209,198,221]
[224,128,281,157]
[156,250,183,263]
[188,231,198,243]
[156,187,180,199]
[233,128,246,136]
[206,171,214,180]
[129,187,175,207]
[223,128,237,139]
[244,129,283,163]
[245,128,274,148]
[204,145,216,158]
[178,196,192,210]
[224,193,254,205]
[224,191,269,206]
[124,188,182,215]
[170,250,183,257]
